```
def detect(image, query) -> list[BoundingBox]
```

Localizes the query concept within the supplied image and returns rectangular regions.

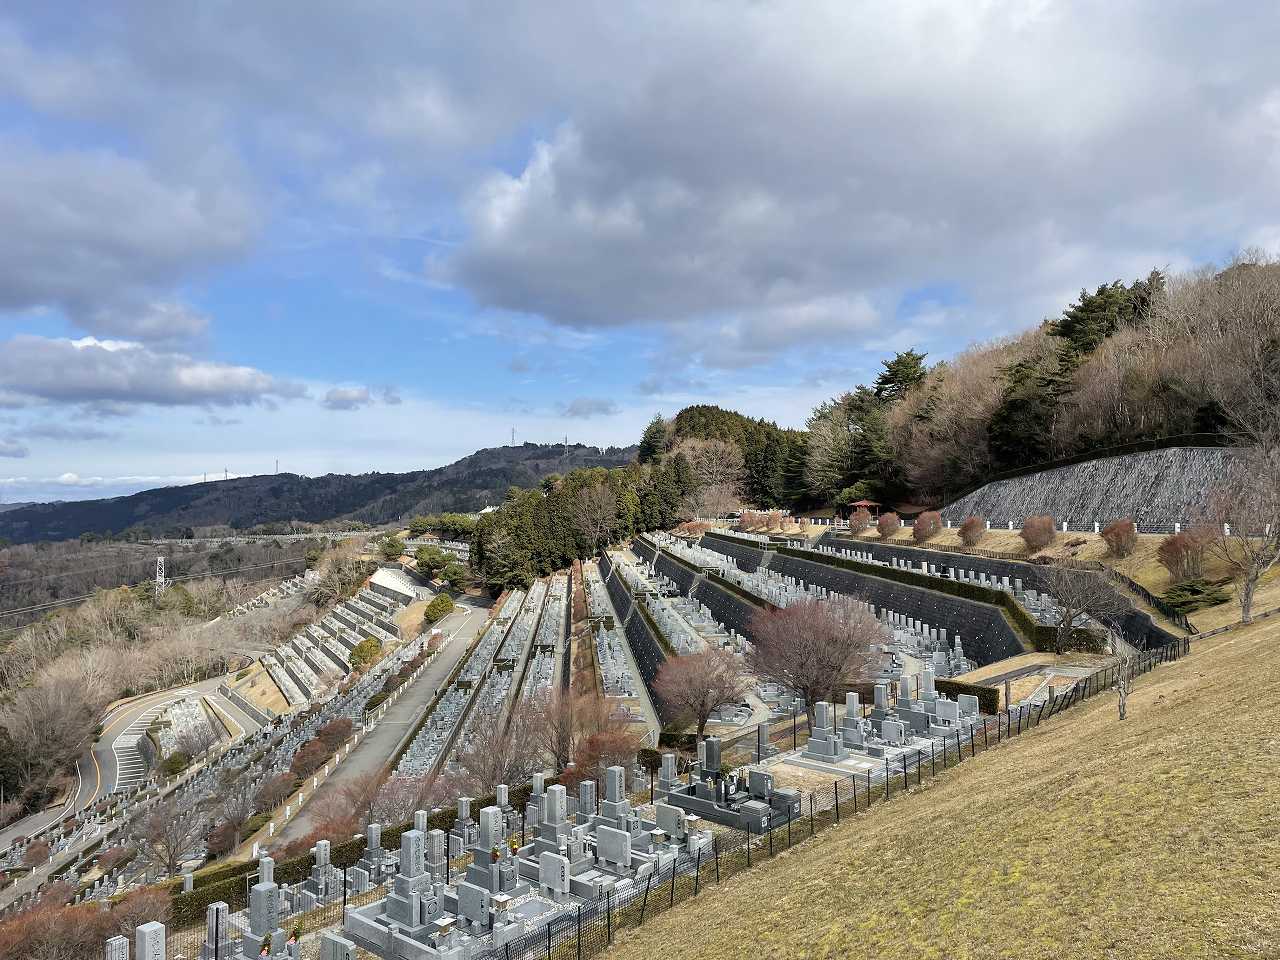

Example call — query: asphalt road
[0,678,261,854]
[272,598,490,846]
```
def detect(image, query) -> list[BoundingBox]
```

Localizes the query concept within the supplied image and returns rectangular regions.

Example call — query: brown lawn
[607,618,1280,960]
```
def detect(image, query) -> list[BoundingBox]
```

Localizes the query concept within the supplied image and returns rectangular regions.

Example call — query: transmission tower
[154,556,167,598]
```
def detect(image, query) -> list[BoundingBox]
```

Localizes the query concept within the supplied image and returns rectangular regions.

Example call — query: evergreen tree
[638,414,667,463]
[873,348,929,403]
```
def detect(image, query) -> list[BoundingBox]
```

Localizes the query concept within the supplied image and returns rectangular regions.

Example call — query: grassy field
[608,618,1280,960]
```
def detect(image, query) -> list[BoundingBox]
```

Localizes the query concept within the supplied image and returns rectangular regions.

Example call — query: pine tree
[638,415,667,463]
[873,349,928,403]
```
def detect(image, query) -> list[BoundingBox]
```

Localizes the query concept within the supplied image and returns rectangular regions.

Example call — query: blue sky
[1,2,1278,502]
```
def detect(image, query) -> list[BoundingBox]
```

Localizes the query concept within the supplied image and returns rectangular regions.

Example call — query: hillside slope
[0,443,635,543]
[610,619,1279,960]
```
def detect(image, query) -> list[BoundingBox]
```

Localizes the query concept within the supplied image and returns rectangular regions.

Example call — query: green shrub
[933,678,1000,714]
[160,752,191,777]
[1162,578,1230,614]
[349,637,381,670]
[243,812,272,835]
[364,692,389,712]
[424,594,455,624]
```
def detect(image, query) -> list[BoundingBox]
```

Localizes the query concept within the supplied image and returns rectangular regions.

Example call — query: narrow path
[272,599,490,845]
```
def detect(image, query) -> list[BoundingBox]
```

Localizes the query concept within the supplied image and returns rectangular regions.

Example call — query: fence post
[714,836,720,883]
[931,739,937,775]
[639,869,652,923]
[576,905,582,960]
[747,831,752,867]
[809,794,815,834]
[885,758,891,798]
[607,888,613,944]
[902,754,909,791]
[768,823,774,856]
[834,780,841,822]
[671,863,677,905]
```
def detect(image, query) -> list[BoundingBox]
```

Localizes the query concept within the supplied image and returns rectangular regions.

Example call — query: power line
[0,542,292,590]
[0,555,310,620]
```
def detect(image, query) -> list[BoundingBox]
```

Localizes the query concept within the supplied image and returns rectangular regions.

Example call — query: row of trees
[634,255,1276,520]
[471,458,697,591]
[653,598,881,736]
[407,513,477,541]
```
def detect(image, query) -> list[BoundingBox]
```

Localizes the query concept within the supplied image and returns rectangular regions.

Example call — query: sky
[2,2,1279,503]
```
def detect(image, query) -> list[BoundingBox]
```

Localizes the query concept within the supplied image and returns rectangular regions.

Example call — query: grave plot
[767,676,990,788]
[589,557,664,732]
[818,533,1178,650]
[763,550,1025,667]
[656,738,801,834]
[343,767,713,959]
[395,592,525,777]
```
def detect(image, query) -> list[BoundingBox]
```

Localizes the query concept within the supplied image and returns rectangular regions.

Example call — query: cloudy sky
[1,2,1277,502]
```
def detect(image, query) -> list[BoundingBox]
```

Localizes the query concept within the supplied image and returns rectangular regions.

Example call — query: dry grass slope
[609,620,1280,960]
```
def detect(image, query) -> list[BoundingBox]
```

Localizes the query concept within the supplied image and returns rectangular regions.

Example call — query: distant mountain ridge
[0,443,636,544]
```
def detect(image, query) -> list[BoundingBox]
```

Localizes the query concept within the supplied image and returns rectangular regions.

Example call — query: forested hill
[0,443,635,544]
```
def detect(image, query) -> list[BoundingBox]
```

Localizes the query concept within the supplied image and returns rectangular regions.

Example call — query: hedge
[933,678,1000,715]
[776,545,1040,648]
[170,779,556,925]
[784,545,1120,655]
[705,571,775,611]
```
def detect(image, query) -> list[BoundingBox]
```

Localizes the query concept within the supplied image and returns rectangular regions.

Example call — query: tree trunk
[1240,575,1255,623]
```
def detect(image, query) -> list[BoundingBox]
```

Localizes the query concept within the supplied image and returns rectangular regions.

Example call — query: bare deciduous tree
[673,438,745,518]
[524,689,586,773]
[1202,464,1280,623]
[748,598,881,724]
[453,705,544,795]
[653,648,748,739]
[130,797,206,878]
[212,769,259,849]
[1040,566,1132,655]
[573,483,619,555]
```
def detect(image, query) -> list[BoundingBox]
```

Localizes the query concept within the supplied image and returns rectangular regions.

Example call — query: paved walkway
[0,677,259,855]
[273,598,491,845]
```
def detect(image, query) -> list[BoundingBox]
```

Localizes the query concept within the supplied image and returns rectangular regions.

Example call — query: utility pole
[224,466,228,481]
[511,426,516,445]
[275,458,279,475]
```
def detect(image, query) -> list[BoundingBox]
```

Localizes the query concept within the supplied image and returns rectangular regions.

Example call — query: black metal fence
[160,637,1190,960]
[474,636,1191,960]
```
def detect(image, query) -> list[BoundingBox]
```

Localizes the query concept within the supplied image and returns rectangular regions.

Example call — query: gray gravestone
[579,779,596,813]
[596,825,631,868]
[604,767,624,803]
[135,922,165,960]
[538,851,570,898]
[105,936,129,960]
[477,806,502,852]
[319,933,358,960]
[400,829,425,877]
[544,785,567,825]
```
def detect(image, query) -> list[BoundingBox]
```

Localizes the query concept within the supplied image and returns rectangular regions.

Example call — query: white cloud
[0,335,305,407]
[0,139,255,330]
